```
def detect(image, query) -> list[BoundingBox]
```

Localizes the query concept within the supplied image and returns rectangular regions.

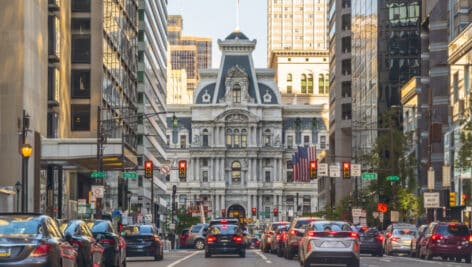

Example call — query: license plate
[321,241,344,248]
[220,240,229,243]
[0,248,10,257]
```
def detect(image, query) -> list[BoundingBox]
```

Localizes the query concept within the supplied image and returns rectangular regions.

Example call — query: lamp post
[20,143,32,212]
[127,191,132,213]
[15,181,21,212]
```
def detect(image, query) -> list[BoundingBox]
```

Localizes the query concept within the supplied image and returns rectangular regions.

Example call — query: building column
[195,158,199,181]
[258,195,262,215]
[221,194,226,212]
[220,127,225,146]
[247,194,251,216]
[214,127,218,147]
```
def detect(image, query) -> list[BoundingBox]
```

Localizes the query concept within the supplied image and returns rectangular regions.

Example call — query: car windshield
[208,225,239,235]
[0,216,42,236]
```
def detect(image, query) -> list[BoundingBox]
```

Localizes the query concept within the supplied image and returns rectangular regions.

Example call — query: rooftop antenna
[235,0,240,32]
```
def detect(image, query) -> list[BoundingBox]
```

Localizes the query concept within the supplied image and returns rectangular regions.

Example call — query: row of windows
[286,73,329,94]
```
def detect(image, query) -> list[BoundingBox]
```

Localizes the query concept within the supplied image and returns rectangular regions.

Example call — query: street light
[15,181,21,212]
[19,143,32,213]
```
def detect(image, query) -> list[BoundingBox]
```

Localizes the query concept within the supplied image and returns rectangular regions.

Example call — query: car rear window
[436,224,469,236]
[191,225,203,233]
[271,223,288,231]
[0,216,42,236]
[295,219,314,228]
[91,221,110,233]
[208,225,239,235]
[393,229,417,236]
[313,222,351,232]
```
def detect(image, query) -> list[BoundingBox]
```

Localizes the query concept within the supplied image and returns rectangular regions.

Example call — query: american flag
[293,146,316,182]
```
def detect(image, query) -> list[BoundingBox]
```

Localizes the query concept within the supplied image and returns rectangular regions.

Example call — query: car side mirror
[65,232,73,243]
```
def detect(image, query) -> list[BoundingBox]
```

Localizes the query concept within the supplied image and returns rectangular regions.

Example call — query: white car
[298,221,360,267]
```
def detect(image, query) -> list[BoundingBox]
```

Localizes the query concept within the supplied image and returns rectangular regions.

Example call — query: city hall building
[166,31,329,222]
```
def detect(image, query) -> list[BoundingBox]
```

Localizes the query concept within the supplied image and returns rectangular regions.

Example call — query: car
[357,226,384,256]
[410,224,428,257]
[250,236,261,249]
[284,217,321,259]
[272,225,290,257]
[260,221,289,253]
[184,223,208,250]
[0,213,77,267]
[121,224,163,260]
[179,228,190,248]
[60,219,104,267]
[298,220,360,267]
[384,223,417,256]
[89,220,127,267]
[204,223,246,258]
[418,222,471,262]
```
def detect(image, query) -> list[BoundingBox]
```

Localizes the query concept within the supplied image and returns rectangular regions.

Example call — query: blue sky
[167,0,267,68]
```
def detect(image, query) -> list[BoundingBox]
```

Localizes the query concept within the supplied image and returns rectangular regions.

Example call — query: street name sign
[91,171,106,179]
[386,175,400,181]
[424,192,440,208]
[122,172,137,179]
[361,173,377,180]
[318,163,328,177]
[351,164,361,177]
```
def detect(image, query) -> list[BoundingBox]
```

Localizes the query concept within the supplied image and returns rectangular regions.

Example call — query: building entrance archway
[227,204,246,219]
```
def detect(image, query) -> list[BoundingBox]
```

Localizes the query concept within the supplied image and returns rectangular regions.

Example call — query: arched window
[307,74,314,94]
[233,129,240,148]
[202,129,209,147]
[318,74,325,94]
[226,129,232,147]
[232,84,241,103]
[301,74,307,94]
[241,129,247,148]
[286,73,293,94]
[231,161,241,183]
[264,129,271,146]
[324,75,330,94]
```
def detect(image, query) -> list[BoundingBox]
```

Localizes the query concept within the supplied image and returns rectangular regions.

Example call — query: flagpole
[236,0,240,31]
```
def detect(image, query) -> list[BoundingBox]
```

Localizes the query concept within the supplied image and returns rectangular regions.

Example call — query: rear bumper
[429,244,471,256]
[304,251,359,266]
[360,242,383,253]
[390,243,412,252]
[206,244,244,254]
[126,245,158,257]
[0,257,51,267]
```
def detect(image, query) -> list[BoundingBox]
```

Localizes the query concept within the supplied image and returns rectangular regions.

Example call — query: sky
[167,0,267,68]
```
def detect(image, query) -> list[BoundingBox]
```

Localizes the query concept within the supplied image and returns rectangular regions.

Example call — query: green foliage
[175,207,201,234]
[456,130,472,171]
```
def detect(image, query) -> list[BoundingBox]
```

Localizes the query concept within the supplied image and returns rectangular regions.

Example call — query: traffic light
[342,162,351,179]
[179,160,187,179]
[273,207,279,217]
[449,192,456,207]
[221,209,226,217]
[310,160,317,180]
[144,160,153,178]
[462,193,467,206]
[251,207,257,216]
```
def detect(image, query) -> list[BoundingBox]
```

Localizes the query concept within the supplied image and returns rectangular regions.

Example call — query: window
[71,104,90,131]
[342,59,351,75]
[241,129,247,147]
[180,135,187,148]
[166,135,170,146]
[303,135,310,146]
[226,129,232,147]
[453,72,459,102]
[265,171,271,183]
[287,135,293,148]
[47,112,58,138]
[301,74,307,94]
[231,161,241,183]
[287,73,293,93]
[342,81,351,97]
[71,0,91,12]
[232,84,241,103]
[307,74,314,94]
[202,171,208,182]
[318,74,325,94]
[48,67,60,103]
[71,34,90,63]
[48,16,61,58]
[320,136,327,149]
[264,129,271,146]
[233,129,240,148]
[342,36,351,53]
[71,70,90,98]
[465,65,470,94]
[202,129,209,147]
[342,103,352,120]
[71,18,90,33]
[202,158,208,167]
[265,206,270,218]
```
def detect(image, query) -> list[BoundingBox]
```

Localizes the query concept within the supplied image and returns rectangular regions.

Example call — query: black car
[89,220,126,267]
[272,225,289,256]
[205,224,246,258]
[61,219,104,267]
[0,213,77,267]
[122,224,163,261]
[358,227,384,256]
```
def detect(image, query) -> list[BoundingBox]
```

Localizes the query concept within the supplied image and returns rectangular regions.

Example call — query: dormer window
[263,90,272,103]
[202,89,211,103]
[232,84,241,103]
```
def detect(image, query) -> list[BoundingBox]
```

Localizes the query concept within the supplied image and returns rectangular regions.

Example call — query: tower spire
[235,0,240,32]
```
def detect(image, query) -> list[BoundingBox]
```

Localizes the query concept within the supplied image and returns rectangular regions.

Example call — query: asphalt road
[127,249,472,267]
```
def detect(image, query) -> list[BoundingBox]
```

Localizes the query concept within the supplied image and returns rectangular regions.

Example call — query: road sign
[122,172,138,179]
[91,171,106,179]
[386,175,400,181]
[442,165,451,187]
[160,164,171,175]
[352,208,362,217]
[77,199,86,205]
[390,211,399,222]
[329,165,340,178]
[361,172,377,180]
[351,164,361,177]
[427,167,435,190]
[424,192,440,208]
[318,163,328,177]
[91,185,104,198]
[78,205,87,214]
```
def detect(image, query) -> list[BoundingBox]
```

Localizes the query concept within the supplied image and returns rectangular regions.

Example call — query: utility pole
[96,105,104,219]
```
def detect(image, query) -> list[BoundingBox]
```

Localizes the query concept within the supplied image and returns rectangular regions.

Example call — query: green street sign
[361,172,377,180]
[386,175,400,181]
[122,172,138,179]
[91,171,106,179]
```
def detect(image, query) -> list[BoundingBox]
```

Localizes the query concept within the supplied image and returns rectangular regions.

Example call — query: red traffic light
[273,207,279,216]
[179,160,187,179]
[310,160,317,179]
[342,161,351,179]
[221,209,226,217]
[144,160,153,178]
[251,207,257,216]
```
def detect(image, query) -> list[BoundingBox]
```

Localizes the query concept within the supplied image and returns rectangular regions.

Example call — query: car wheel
[240,250,246,258]
[455,257,462,262]
[466,256,471,263]
[195,239,205,250]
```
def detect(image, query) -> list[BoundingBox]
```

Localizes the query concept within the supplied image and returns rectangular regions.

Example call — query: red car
[418,222,471,263]
[179,228,190,248]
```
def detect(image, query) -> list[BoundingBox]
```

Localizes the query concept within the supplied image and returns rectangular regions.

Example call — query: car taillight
[349,232,359,239]
[431,234,442,241]
[376,235,384,242]
[31,243,51,257]
[307,231,316,237]
[469,235,472,242]
[144,237,156,242]
[233,235,243,243]
[275,234,281,240]
[207,235,217,244]
[391,237,400,242]
[99,238,115,245]
[70,239,82,248]
[290,229,298,235]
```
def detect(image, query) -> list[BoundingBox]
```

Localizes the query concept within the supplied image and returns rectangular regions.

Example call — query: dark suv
[419,222,471,262]
[260,221,289,253]
[283,217,320,259]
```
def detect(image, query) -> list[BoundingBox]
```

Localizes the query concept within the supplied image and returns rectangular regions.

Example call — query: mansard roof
[225,30,249,40]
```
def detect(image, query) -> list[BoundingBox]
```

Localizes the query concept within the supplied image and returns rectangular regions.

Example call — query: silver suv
[183,223,208,250]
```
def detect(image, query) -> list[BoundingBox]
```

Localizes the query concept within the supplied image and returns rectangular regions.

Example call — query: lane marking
[254,250,272,264]
[167,250,201,267]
